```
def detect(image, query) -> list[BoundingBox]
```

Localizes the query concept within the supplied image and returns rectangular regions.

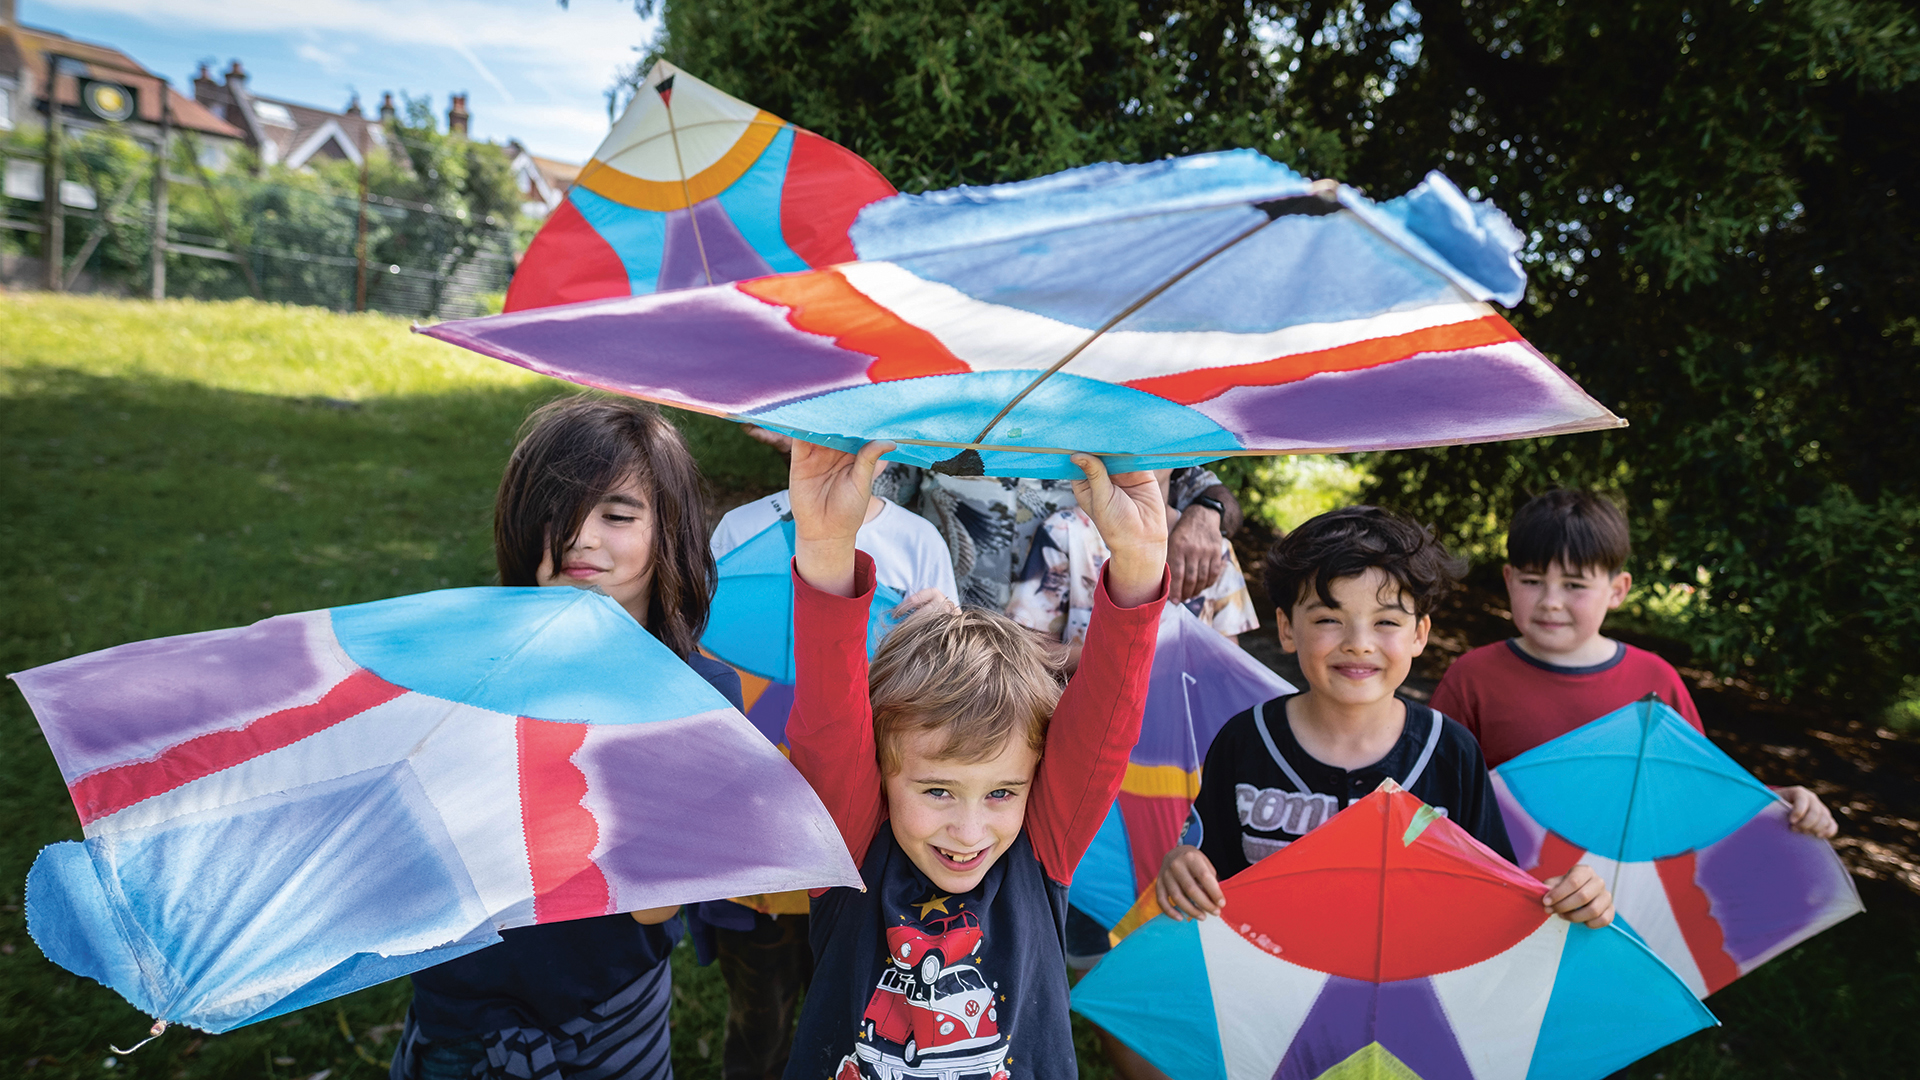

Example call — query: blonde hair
[869,605,1065,775]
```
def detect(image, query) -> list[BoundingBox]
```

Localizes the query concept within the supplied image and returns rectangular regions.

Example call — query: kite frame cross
[930,181,1344,475]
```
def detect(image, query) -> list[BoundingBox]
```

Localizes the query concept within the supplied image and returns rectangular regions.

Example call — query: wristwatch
[1188,494,1230,536]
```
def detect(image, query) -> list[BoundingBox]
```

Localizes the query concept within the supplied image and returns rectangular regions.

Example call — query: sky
[24,0,660,163]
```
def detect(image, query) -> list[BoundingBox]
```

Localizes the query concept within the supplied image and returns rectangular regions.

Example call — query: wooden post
[354,151,370,311]
[151,87,171,300]
[180,129,262,300]
[42,51,62,291]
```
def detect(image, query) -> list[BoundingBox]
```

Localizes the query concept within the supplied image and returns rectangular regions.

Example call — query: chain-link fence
[2,129,517,319]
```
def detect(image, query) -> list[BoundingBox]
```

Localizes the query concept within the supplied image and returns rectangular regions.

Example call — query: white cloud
[41,0,658,161]
[293,39,357,75]
[46,0,648,62]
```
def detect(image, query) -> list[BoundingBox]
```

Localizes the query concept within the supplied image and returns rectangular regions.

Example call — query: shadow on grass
[0,367,783,1080]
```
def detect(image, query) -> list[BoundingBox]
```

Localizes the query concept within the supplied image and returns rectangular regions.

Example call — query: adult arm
[1167,480,1242,603]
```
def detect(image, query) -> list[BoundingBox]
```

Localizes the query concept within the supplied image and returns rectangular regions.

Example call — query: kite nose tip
[931,449,985,477]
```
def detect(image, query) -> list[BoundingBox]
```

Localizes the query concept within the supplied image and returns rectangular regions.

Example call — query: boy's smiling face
[885,727,1040,894]
[1503,560,1631,664]
[1276,568,1430,712]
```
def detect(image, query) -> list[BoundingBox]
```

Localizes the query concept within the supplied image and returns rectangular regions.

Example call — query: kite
[13,587,861,1033]
[505,61,897,310]
[1070,604,1294,932]
[700,511,903,752]
[1492,696,1863,998]
[1072,782,1717,1080]
[426,150,1623,479]
[702,515,905,691]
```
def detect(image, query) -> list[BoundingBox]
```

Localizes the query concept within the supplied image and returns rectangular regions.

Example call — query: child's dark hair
[1506,489,1631,574]
[1264,506,1465,617]
[494,395,715,658]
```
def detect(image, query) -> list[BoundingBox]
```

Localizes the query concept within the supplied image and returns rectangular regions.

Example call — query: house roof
[243,91,386,168]
[530,154,581,190]
[5,23,243,139]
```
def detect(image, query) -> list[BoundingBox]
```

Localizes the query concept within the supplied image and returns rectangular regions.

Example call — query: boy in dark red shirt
[782,439,1168,1080]
[1431,489,1835,834]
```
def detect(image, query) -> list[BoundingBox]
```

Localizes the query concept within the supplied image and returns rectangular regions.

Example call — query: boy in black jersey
[1155,506,1617,928]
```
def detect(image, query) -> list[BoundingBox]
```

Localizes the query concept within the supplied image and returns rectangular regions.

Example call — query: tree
[355,95,523,316]
[645,0,1919,707]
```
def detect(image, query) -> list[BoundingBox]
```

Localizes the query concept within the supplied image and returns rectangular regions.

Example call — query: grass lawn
[2,294,1914,1079]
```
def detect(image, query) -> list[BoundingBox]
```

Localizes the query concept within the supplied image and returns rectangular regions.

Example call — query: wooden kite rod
[660,81,715,287]
[872,411,1627,459]
[960,180,1343,448]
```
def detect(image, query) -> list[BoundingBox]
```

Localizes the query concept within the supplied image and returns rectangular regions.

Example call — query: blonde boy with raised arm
[781,440,1168,1080]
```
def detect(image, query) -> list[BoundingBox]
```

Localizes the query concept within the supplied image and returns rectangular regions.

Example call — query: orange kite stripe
[738,270,971,382]
[1125,314,1524,405]
[574,112,787,212]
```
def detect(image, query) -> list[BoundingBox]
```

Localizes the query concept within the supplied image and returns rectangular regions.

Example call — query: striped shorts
[391,959,674,1080]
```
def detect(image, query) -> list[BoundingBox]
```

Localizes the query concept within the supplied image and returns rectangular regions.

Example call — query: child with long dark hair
[391,395,739,1080]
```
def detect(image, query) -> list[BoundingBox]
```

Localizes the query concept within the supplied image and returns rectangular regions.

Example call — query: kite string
[111,1019,167,1055]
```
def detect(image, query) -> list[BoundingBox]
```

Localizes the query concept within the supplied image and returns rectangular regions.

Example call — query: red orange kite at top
[505,62,896,310]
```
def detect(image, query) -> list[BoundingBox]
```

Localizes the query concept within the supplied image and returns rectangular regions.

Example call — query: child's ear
[1500,563,1518,595]
[1275,607,1298,654]
[1412,613,1431,656]
[1607,570,1632,609]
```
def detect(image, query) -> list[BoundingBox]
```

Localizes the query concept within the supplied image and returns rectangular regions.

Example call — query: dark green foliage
[648,0,1920,707]
[632,0,1345,191]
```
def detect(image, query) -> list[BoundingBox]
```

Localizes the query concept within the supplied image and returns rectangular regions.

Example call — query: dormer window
[252,100,294,126]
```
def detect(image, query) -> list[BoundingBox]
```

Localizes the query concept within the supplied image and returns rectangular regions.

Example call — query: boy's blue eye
[923,787,950,799]
[988,789,1015,800]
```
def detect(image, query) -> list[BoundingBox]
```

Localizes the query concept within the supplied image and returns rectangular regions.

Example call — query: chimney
[2,0,17,28]
[192,62,220,104]
[379,91,397,123]
[225,60,248,91]
[447,92,469,137]
[345,93,362,118]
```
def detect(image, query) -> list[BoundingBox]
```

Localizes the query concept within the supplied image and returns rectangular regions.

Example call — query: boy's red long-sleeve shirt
[783,551,1164,1080]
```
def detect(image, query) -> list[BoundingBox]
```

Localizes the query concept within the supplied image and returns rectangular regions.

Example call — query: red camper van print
[854,906,1009,1080]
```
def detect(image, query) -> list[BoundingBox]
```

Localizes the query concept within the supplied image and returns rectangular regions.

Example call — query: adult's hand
[1168,506,1228,603]
[891,587,957,620]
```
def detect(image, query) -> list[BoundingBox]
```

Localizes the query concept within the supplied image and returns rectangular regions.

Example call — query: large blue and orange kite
[433,149,1624,477]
